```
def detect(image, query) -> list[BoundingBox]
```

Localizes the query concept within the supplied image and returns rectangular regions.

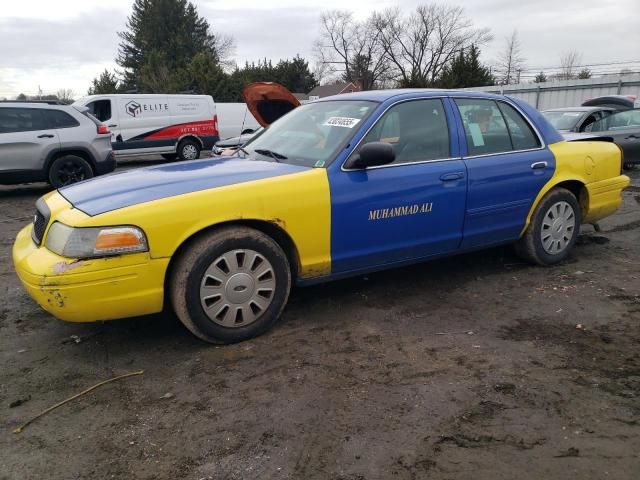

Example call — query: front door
[452,97,555,249]
[328,98,467,275]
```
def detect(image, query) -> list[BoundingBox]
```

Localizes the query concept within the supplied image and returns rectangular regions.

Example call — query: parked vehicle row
[542,95,640,169]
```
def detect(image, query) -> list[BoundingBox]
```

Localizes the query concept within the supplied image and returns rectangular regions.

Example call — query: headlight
[45,223,148,258]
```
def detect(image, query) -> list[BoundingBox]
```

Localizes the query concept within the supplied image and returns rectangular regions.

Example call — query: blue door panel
[461,149,555,248]
[329,160,467,274]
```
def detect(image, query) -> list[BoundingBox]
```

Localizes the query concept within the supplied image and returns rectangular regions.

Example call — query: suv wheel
[48,155,94,188]
[177,139,201,161]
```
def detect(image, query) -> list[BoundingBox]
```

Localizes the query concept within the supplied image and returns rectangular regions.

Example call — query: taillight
[212,114,219,135]
[97,124,110,135]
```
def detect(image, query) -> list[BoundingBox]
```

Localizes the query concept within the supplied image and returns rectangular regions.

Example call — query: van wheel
[177,139,200,161]
[170,226,292,344]
[515,188,581,266]
[48,155,94,188]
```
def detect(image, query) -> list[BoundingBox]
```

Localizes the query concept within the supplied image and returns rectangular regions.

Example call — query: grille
[31,198,50,246]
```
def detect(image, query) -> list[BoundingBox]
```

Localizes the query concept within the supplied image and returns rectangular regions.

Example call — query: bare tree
[372,4,490,87]
[315,10,390,90]
[56,89,75,104]
[559,50,582,80]
[213,33,237,71]
[495,30,525,85]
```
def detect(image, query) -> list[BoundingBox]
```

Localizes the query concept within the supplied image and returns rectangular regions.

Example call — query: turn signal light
[95,229,145,251]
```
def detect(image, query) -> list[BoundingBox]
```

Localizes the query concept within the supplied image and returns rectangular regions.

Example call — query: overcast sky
[1,0,638,99]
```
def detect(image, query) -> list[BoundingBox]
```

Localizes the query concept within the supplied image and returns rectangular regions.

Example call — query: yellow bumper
[583,174,630,224]
[12,225,169,323]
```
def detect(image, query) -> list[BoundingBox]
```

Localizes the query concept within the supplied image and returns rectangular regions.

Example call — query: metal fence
[462,74,640,110]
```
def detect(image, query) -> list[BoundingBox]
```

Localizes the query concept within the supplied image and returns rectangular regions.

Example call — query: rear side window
[0,108,46,133]
[43,110,80,129]
[86,100,112,122]
[497,102,540,150]
[455,99,540,156]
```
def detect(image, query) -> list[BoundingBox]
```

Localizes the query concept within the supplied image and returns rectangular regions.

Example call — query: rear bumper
[583,174,630,223]
[13,225,169,323]
[95,151,116,175]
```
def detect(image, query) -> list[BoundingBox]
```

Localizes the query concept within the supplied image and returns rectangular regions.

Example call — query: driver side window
[361,99,450,164]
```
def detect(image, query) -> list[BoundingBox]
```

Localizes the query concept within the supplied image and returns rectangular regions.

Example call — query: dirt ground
[1,159,639,480]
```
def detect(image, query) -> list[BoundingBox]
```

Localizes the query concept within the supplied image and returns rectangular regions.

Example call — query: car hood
[241,82,300,127]
[58,157,309,216]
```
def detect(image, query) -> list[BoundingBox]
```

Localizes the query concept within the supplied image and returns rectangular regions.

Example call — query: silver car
[0,102,114,187]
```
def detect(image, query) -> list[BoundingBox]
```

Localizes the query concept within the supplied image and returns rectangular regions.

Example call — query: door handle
[37,134,55,138]
[439,172,464,182]
[108,124,118,127]
[625,134,639,140]
[531,161,548,170]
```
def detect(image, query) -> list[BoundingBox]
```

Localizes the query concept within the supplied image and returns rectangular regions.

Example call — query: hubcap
[541,201,576,254]
[199,249,276,328]
[182,144,198,159]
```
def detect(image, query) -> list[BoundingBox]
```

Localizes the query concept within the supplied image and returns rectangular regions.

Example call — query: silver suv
[0,102,115,188]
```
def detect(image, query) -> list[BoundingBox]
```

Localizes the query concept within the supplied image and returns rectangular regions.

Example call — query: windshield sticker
[314,160,326,167]
[324,117,361,128]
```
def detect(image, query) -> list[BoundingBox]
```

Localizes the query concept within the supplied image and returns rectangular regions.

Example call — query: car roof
[543,106,615,113]
[316,88,509,103]
[0,102,73,110]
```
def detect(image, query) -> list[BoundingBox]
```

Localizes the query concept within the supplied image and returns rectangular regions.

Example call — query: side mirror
[241,128,255,135]
[344,141,395,169]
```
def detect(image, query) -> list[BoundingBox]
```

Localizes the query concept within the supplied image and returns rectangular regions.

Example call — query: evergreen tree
[577,68,592,79]
[88,70,121,95]
[438,45,494,88]
[116,0,219,90]
[534,71,547,83]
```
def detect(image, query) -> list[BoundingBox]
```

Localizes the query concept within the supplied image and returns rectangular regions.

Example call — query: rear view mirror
[345,141,395,169]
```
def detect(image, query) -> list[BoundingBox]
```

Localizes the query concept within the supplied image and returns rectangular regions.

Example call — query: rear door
[452,98,554,249]
[0,107,60,173]
[328,97,468,274]
[589,109,640,164]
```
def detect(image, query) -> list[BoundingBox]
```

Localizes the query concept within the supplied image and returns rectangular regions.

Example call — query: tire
[622,162,635,171]
[177,139,201,161]
[515,188,581,266]
[161,153,178,161]
[170,226,292,344]
[48,155,94,188]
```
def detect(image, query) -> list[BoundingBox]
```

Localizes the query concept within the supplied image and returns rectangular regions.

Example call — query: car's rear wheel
[515,188,581,265]
[177,139,201,161]
[48,155,94,188]
[170,226,292,344]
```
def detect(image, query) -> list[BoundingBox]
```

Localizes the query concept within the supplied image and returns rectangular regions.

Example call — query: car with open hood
[13,88,630,344]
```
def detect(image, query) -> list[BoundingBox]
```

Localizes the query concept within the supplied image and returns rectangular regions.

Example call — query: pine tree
[116,0,218,90]
[438,45,494,88]
[534,71,547,83]
[88,70,121,95]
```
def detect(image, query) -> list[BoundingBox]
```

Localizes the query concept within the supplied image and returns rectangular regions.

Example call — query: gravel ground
[1,158,639,480]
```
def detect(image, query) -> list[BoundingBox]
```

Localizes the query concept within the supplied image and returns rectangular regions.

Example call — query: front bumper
[13,225,169,323]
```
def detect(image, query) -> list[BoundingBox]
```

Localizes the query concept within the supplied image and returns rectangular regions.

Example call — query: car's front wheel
[515,188,581,265]
[170,227,292,344]
[48,155,94,188]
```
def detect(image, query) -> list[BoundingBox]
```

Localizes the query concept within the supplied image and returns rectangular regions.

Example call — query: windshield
[542,111,583,131]
[243,100,377,167]
[589,109,640,132]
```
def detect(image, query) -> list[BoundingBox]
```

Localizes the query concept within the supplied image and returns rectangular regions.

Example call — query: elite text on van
[74,94,219,160]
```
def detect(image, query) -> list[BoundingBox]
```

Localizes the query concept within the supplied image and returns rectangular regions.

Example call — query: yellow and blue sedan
[13,85,630,343]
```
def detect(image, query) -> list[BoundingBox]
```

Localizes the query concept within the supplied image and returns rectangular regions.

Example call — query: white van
[73,94,218,160]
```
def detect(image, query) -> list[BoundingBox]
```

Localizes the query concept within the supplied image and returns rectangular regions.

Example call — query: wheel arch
[176,134,204,149]
[521,178,589,236]
[163,219,302,307]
